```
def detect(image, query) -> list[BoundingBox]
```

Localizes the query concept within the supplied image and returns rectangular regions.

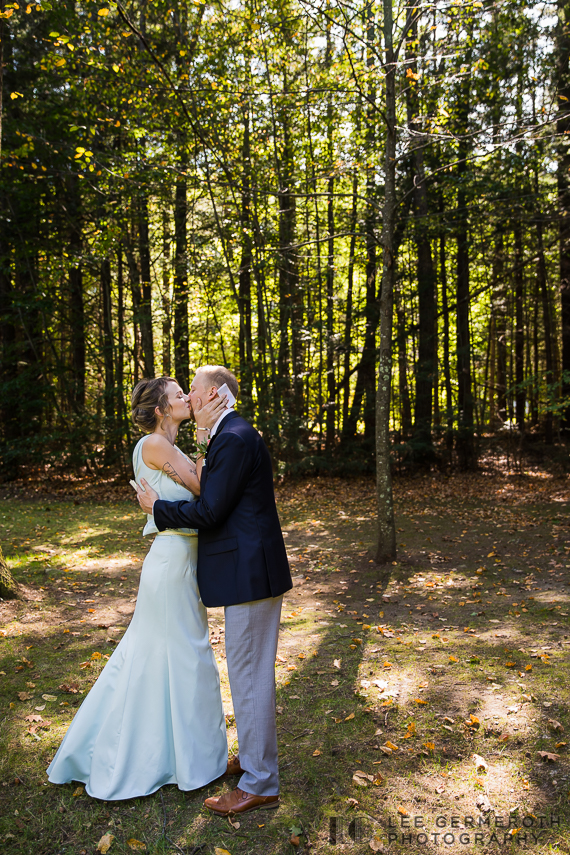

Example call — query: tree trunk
[138,195,155,378]
[101,257,115,463]
[342,172,358,431]
[454,61,475,470]
[513,221,525,430]
[375,0,397,564]
[536,214,554,442]
[238,107,254,419]
[68,177,85,412]
[395,283,412,437]
[173,167,189,391]
[557,0,570,431]
[439,227,453,457]
[407,2,436,463]
[0,545,21,600]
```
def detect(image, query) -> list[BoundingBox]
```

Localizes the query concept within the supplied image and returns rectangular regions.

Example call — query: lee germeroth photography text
[328,812,561,847]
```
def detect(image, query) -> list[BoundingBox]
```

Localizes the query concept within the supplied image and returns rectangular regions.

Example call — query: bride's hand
[195,393,228,431]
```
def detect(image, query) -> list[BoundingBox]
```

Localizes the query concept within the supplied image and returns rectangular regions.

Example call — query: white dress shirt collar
[210,407,234,437]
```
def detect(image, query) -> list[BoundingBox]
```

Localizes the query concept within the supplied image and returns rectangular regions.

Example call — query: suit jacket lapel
[205,410,239,458]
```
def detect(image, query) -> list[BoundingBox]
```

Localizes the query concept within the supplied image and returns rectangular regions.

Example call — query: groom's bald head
[194,365,239,400]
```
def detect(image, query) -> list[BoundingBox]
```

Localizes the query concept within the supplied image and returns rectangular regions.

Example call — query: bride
[47,376,229,800]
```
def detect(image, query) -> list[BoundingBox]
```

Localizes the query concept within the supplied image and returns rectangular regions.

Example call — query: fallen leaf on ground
[24,715,43,722]
[473,754,488,772]
[353,770,373,786]
[385,741,399,751]
[214,849,232,855]
[548,719,565,733]
[17,692,33,701]
[537,751,559,763]
[369,836,384,852]
[41,694,57,702]
[126,840,146,851]
[398,807,409,816]
[345,713,355,721]
[290,836,300,847]
[466,714,480,729]
[312,749,321,756]
[347,798,359,807]
[72,786,84,797]
[333,659,341,669]
[97,834,115,854]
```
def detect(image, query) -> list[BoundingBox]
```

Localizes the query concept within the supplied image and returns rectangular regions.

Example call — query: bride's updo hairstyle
[131,377,177,433]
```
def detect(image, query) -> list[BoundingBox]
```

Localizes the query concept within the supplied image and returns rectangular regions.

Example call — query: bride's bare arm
[142,435,201,494]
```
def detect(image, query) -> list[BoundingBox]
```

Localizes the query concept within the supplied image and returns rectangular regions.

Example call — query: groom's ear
[207,386,218,401]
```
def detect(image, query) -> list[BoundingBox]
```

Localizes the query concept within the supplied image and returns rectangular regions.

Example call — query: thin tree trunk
[557,0,570,430]
[173,166,189,390]
[440,228,453,456]
[407,1,436,462]
[238,106,254,418]
[138,195,155,378]
[454,60,475,470]
[375,0,397,564]
[395,283,412,437]
[101,258,115,463]
[513,222,525,430]
[342,173,358,430]
[325,85,336,450]
[536,213,554,442]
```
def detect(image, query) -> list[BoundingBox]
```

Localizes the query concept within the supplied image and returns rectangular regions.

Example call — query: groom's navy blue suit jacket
[153,411,292,608]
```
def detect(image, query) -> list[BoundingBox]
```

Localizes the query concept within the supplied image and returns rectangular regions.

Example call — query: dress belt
[155,530,198,537]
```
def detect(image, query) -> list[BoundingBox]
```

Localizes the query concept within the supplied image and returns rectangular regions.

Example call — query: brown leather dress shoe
[224,754,243,776]
[204,786,279,816]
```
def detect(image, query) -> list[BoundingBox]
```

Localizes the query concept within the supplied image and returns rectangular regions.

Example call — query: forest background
[1,0,570,490]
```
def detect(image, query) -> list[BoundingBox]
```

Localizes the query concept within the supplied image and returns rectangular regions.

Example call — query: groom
[136,365,292,815]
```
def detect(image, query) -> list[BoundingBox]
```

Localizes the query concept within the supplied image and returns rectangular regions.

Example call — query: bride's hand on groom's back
[195,393,228,430]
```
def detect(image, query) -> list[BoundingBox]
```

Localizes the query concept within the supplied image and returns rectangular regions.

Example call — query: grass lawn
[0,471,569,854]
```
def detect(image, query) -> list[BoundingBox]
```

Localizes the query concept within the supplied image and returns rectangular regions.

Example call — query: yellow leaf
[214,849,232,855]
[72,786,84,796]
[97,834,115,854]
[505,661,516,668]
[312,749,321,756]
[414,698,428,705]
[525,664,532,671]
[112,64,120,73]
[398,806,409,816]
[126,842,146,852]
[55,58,66,66]
[383,661,392,668]
[10,92,24,100]
[98,7,110,15]
[91,652,102,660]
[385,741,399,751]
[345,713,355,721]
[448,655,458,663]
[423,742,435,750]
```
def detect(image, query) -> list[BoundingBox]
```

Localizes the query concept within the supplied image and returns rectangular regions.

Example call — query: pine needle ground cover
[0,472,569,855]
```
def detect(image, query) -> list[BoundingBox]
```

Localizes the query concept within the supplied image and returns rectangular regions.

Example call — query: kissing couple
[47,365,292,817]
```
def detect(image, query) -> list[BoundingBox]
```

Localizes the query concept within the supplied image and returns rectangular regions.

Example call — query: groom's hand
[136,478,158,515]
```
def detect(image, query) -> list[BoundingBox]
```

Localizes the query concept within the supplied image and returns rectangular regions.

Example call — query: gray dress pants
[224,595,283,796]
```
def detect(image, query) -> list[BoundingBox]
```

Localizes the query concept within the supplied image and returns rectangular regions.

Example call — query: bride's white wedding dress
[47,436,227,800]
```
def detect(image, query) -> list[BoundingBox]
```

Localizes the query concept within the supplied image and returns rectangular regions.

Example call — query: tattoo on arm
[162,461,196,491]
